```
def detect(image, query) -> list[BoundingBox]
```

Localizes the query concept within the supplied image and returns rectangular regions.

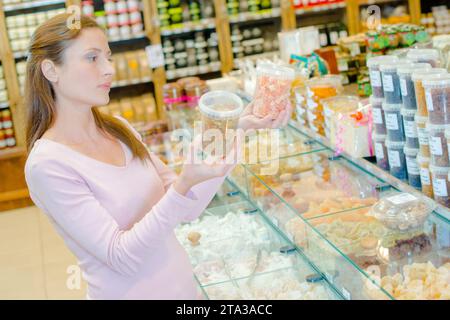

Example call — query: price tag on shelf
[146,44,165,69]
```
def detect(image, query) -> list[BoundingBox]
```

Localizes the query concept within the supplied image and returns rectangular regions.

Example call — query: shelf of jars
[294,1,346,16]
[228,7,281,24]
[1,0,66,13]
[160,17,216,36]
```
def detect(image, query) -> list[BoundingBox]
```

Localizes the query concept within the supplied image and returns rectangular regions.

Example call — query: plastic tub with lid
[367,55,399,98]
[423,74,450,125]
[397,63,431,110]
[374,134,389,171]
[380,62,412,104]
[404,146,421,189]
[401,108,419,149]
[411,68,447,117]
[370,96,386,135]
[429,165,450,207]
[427,123,450,167]
[386,139,407,181]
[383,102,405,142]
[407,48,441,68]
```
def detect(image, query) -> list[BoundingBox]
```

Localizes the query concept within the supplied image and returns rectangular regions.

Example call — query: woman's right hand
[173,135,240,195]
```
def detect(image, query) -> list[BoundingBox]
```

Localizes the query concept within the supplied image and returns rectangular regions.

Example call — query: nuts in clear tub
[407,48,441,68]
[380,62,412,104]
[305,76,343,136]
[417,155,433,199]
[412,68,447,117]
[322,95,360,140]
[404,146,421,190]
[199,91,244,155]
[371,96,386,135]
[383,102,405,142]
[369,192,435,232]
[374,134,389,171]
[423,74,450,125]
[397,63,431,110]
[386,139,408,181]
[415,114,430,157]
[367,55,399,98]
[401,108,419,149]
[429,165,450,207]
[427,123,450,167]
[252,63,295,119]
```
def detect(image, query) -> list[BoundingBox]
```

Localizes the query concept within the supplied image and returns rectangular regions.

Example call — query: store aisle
[0,206,86,300]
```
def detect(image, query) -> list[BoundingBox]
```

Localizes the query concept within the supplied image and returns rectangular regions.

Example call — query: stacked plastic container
[368,55,398,173]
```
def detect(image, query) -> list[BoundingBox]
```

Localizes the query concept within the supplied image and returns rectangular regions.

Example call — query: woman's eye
[88,55,97,62]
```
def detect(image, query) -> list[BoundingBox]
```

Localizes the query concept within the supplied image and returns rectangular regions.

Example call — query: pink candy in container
[252,63,295,119]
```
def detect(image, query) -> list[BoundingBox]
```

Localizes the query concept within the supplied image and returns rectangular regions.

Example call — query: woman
[24,14,290,300]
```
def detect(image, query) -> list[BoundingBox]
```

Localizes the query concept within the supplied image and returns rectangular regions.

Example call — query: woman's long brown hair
[25,13,150,162]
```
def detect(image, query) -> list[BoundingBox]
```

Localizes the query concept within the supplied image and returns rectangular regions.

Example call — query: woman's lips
[99,82,112,89]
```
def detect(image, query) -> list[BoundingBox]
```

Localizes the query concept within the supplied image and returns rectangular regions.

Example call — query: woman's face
[54,27,115,107]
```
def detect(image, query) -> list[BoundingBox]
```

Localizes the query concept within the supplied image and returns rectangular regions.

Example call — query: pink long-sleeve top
[24,119,229,300]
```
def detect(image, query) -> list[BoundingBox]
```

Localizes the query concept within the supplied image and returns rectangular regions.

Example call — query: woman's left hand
[237,101,292,131]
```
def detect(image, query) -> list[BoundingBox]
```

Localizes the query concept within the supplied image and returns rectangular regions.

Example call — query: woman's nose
[104,58,115,77]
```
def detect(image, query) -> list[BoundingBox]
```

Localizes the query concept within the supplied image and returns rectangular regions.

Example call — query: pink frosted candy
[253,75,292,119]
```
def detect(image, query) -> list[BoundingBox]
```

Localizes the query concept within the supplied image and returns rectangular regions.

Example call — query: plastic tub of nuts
[367,55,399,98]
[383,102,405,142]
[417,155,433,198]
[404,146,421,190]
[374,134,389,171]
[386,139,408,181]
[397,63,431,110]
[371,96,386,135]
[428,123,450,167]
[369,192,435,232]
[401,108,419,149]
[380,62,412,104]
[411,68,447,117]
[423,74,450,125]
[407,48,441,68]
[429,165,450,207]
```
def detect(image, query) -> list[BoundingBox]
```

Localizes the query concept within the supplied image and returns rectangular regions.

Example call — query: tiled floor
[0,206,87,300]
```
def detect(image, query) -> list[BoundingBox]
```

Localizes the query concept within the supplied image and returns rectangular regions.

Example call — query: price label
[400,78,408,96]
[375,142,385,159]
[417,127,429,145]
[387,149,401,167]
[420,168,431,185]
[433,178,448,197]
[382,74,394,92]
[370,70,382,87]
[387,193,417,205]
[430,136,443,156]
[404,120,418,138]
[406,157,420,175]
[385,113,399,130]
[372,107,383,124]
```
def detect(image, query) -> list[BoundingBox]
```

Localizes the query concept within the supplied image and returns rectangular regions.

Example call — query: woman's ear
[41,59,58,83]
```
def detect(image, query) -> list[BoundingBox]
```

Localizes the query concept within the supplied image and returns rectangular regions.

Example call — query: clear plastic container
[427,122,450,167]
[199,90,244,155]
[369,192,435,232]
[404,146,421,190]
[397,63,431,110]
[423,74,450,125]
[415,114,430,157]
[417,155,433,198]
[380,62,412,104]
[386,139,408,181]
[305,76,342,136]
[401,108,419,149]
[293,85,307,126]
[374,134,389,171]
[407,48,441,68]
[429,165,450,207]
[252,63,295,119]
[370,96,386,135]
[322,95,360,139]
[382,102,405,142]
[411,68,447,117]
[367,55,399,98]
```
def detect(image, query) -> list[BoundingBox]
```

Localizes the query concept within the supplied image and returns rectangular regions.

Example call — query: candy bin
[428,123,450,167]
[374,134,389,171]
[252,63,295,119]
[199,91,244,157]
[407,49,441,68]
[383,102,405,142]
[305,76,343,136]
[404,146,421,190]
[397,63,431,110]
[411,68,447,117]
[371,96,386,135]
[380,62,412,104]
[401,108,419,149]
[423,74,450,125]
[415,114,430,157]
[322,95,360,141]
[367,55,399,99]
[417,155,433,198]
[386,139,408,181]
[429,165,450,207]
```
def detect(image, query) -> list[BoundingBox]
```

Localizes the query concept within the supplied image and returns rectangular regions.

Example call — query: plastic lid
[397,63,432,76]
[411,68,447,81]
[321,95,360,112]
[382,102,402,112]
[306,76,341,88]
[426,122,449,132]
[367,55,399,68]
[415,114,428,124]
[379,62,412,72]
[429,164,450,175]
[422,74,450,87]
[256,62,295,80]
[404,146,419,157]
[407,48,440,60]
[401,108,417,117]
[385,139,405,149]
[198,90,244,120]
[374,134,387,142]
[416,154,430,165]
